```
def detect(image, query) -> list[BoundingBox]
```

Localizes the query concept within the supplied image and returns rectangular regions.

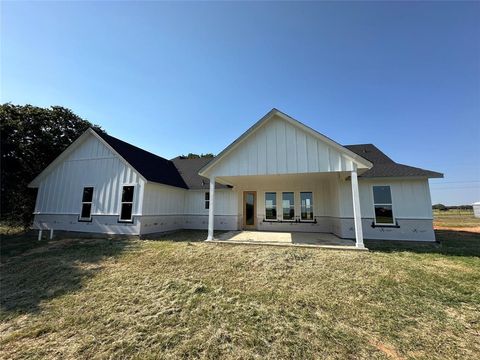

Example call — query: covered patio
[210,230,367,251]
[198,109,374,249]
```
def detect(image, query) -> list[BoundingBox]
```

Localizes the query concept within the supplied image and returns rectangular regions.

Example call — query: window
[373,185,394,225]
[205,192,210,209]
[120,185,135,221]
[301,192,313,220]
[265,192,277,220]
[80,187,94,220]
[282,192,295,220]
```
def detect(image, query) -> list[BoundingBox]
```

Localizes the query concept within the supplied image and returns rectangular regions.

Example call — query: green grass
[433,209,480,228]
[1,230,479,359]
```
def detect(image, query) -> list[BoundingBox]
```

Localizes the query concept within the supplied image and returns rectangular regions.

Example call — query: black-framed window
[205,192,210,209]
[282,192,295,220]
[120,186,135,221]
[80,187,94,220]
[265,192,277,220]
[373,186,394,225]
[300,192,313,220]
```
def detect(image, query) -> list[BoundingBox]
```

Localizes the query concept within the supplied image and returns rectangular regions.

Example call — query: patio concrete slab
[210,231,367,251]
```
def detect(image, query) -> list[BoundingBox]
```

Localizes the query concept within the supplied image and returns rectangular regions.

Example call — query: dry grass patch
[1,230,479,359]
[434,209,480,231]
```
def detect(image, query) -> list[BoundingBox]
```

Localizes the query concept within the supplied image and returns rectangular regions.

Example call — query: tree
[0,103,104,227]
[432,204,447,211]
[180,153,215,159]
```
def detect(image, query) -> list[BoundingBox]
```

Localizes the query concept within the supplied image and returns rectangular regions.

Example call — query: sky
[1,1,479,205]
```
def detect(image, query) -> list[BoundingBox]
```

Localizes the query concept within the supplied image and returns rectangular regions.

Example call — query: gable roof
[345,144,443,178]
[29,129,189,189]
[199,108,373,177]
[171,157,230,189]
[94,130,188,189]
[30,117,443,189]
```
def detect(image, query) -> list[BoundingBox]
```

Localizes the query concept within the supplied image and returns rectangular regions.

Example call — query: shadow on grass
[0,233,133,316]
[141,229,226,242]
[366,230,480,257]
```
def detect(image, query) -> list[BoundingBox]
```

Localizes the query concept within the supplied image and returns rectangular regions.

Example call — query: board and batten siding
[232,174,339,219]
[142,183,186,215]
[337,178,434,219]
[34,135,145,216]
[184,189,238,215]
[142,185,238,216]
[208,115,358,177]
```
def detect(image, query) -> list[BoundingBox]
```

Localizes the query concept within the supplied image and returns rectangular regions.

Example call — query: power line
[431,186,480,190]
[430,180,480,185]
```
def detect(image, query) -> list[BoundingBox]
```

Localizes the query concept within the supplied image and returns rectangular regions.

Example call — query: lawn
[1,229,479,359]
[433,209,480,230]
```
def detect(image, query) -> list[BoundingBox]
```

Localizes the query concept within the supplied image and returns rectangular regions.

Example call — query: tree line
[432,204,474,211]
[1,103,104,227]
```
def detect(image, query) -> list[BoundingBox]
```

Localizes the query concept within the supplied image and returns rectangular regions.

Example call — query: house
[474,202,480,218]
[28,109,443,247]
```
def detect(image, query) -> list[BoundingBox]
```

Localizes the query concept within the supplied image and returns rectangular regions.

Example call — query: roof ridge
[93,128,188,189]
[93,128,172,164]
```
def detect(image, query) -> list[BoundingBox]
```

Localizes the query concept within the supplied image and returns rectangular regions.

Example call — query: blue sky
[1,1,479,205]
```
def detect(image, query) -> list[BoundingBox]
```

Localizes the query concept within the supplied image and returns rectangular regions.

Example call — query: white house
[29,109,443,247]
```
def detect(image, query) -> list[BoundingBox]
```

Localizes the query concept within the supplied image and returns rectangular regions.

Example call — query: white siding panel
[209,115,358,177]
[266,124,276,174]
[184,189,237,215]
[296,129,308,173]
[307,136,318,173]
[338,178,433,219]
[142,183,185,215]
[35,135,145,216]
[286,124,297,173]
[276,121,287,174]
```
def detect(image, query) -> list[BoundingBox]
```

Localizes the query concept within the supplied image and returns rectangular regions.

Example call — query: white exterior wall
[208,115,359,177]
[332,178,436,241]
[34,135,145,216]
[336,178,433,219]
[184,189,238,216]
[230,174,338,232]
[32,135,145,234]
[473,203,480,218]
[139,185,239,234]
[142,183,186,215]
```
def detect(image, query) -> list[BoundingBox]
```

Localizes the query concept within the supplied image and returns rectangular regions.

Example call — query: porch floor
[210,231,367,251]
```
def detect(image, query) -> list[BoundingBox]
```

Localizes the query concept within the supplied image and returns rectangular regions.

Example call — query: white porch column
[206,176,215,241]
[351,165,365,248]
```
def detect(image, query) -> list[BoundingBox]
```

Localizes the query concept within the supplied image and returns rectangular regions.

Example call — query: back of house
[29,109,443,243]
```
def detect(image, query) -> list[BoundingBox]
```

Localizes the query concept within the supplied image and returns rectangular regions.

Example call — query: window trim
[79,186,94,222]
[372,185,396,226]
[300,191,314,222]
[281,191,295,221]
[205,191,210,210]
[118,184,135,223]
[265,192,277,220]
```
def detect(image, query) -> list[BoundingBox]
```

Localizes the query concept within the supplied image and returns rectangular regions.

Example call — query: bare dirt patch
[434,226,480,233]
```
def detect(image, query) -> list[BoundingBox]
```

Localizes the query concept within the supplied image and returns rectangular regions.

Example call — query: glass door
[243,191,256,229]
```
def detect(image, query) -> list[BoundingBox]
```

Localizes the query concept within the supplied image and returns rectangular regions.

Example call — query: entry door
[243,191,257,229]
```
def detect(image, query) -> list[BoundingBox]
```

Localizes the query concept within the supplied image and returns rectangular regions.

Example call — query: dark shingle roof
[345,144,443,178]
[94,129,442,188]
[95,130,189,189]
[171,157,230,189]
